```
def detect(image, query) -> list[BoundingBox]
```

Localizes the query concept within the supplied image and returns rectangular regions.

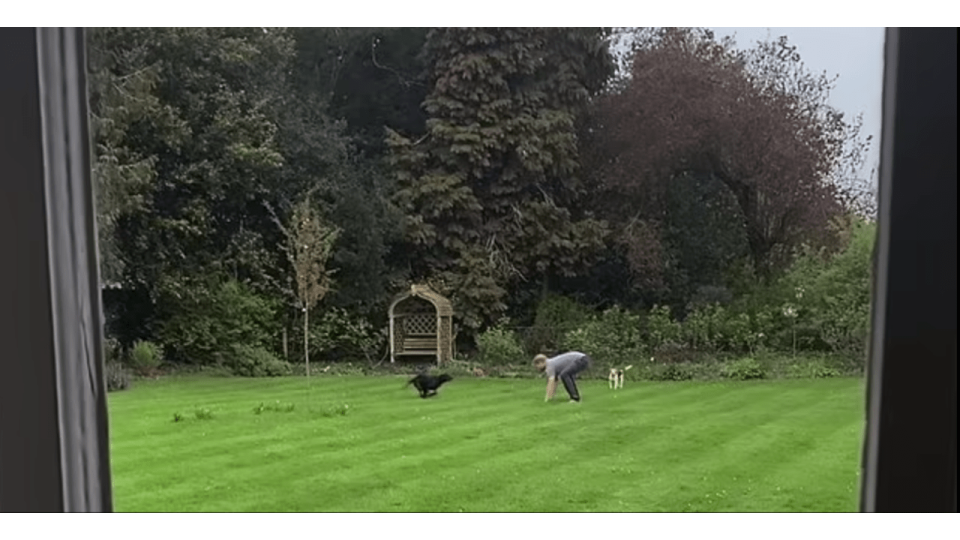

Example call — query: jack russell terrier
[608,365,633,389]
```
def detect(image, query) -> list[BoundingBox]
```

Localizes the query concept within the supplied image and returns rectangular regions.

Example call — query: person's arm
[545,376,558,402]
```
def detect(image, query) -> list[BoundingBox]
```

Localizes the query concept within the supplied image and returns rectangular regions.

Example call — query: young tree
[271,192,340,376]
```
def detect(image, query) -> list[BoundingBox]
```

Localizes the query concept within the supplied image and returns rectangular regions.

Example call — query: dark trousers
[559,354,591,401]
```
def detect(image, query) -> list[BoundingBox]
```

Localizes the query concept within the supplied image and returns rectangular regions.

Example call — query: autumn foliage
[585,28,865,285]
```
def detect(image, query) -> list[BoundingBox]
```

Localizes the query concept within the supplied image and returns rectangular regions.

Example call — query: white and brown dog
[608,365,633,389]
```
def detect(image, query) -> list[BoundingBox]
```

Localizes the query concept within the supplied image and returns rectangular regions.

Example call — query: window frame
[0,26,954,513]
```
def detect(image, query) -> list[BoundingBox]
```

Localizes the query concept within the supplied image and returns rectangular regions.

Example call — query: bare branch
[371,36,426,88]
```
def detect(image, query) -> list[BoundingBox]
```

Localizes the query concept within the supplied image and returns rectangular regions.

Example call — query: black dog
[405,373,453,398]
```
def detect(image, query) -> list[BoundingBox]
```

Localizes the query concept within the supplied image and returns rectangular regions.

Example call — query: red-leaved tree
[584,28,869,284]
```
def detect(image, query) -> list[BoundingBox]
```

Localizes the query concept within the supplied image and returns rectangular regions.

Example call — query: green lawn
[107,374,866,512]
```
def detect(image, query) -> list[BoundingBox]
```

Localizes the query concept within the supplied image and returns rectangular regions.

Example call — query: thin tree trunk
[282,327,288,360]
[304,308,310,378]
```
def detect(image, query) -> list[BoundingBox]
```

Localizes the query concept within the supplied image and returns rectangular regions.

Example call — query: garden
[104,217,873,512]
[91,27,878,512]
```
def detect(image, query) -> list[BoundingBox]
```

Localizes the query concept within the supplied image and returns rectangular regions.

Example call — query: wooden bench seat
[400,334,437,352]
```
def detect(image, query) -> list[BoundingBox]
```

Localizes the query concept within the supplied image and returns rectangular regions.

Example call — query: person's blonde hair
[533,354,547,371]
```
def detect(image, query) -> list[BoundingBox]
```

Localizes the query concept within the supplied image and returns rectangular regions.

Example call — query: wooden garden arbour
[388,284,453,365]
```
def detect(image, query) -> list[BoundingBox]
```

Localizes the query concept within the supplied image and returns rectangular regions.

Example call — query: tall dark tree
[87,28,186,288]
[385,28,616,330]
[88,28,296,345]
[283,28,410,317]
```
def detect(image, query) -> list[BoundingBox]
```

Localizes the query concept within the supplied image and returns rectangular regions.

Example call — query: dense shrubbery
[476,319,526,366]
[157,279,280,369]
[721,357,767,380]
[561,306,645,368]
[522,294,592,355]
[229,344,291,378]
[105,361,132,392]
[124,215,870,382]
[130,340,163,375]
[787,357,842,379]
[467,218,873,381]
[782,218,874,361]
[310,307,388,364]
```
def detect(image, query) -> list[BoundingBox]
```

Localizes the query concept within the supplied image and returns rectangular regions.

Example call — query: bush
[157,277,280,365]
[680,303,720,351]
[637,359,722,381]
[721,357,767,380]
[130,340,162,375]
[676,303,760,354]
[562,306,645,367]
[739,216,875,361]
[104,361,131,392]
[650,340,702,364]
[443,358,487,378]
[645,304,681,349]
[476,319,526,366]
[522,294,592,355]
[309,307,387,364]
[714,311,755,353]
[230,344,291,377]
[644,362,696,381]
[103,336,124,365]
[788,358,841,379]
[802,219,874,356]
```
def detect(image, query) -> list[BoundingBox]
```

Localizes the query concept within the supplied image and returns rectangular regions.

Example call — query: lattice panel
[403,314,436,335]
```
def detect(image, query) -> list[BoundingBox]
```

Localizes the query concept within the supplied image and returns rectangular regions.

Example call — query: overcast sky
[709,27,886,184]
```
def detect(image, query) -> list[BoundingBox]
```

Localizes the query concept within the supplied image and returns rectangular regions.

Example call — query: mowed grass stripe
[649,381,864,512]
[648,420,852,512]
[448,382,851,512]
[110,378,608,508]
[370,386,815,512]
[231,386,606,511]
[112,380,776,498]
[235,393,620,511]
[348,376,868,510]
[111,376,548,511]
[741,419,863,512]
[109,378,836,512]
[107,376,865,512]
[109,375,397,412]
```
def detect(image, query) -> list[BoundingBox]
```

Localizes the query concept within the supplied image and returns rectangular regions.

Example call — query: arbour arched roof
[388,284,453,317]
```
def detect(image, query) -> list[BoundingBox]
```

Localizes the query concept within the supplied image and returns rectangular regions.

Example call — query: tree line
[87,27,875,373]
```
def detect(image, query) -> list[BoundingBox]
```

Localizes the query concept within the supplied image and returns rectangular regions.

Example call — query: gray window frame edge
[0,27,113,512]
[857,27,957,513]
